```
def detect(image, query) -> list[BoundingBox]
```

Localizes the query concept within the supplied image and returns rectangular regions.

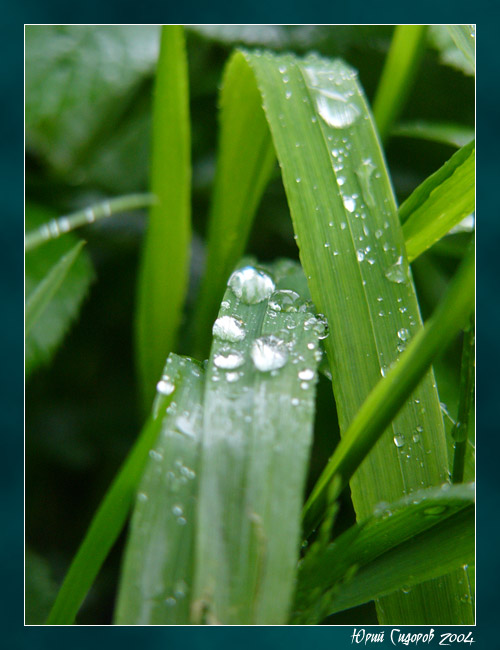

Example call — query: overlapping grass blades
[135,26,191,407]
[115,356,204,624]
[193,261,323,624]
[294,483,474,623]
[401,140,475,261]
[224,49,473,623]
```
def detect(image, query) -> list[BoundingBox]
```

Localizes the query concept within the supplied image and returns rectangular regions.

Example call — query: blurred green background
[25,25,474,625]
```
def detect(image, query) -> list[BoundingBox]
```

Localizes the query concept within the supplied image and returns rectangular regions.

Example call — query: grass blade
[401,140,475,262]
[294,483,474,623]
[319,506,474,619]
[303,242,474,531]
[192,54,276,359]
[114,356,204,624]
[240,49,473,624]
[26,241,85,336]
[452,321,475,483]
[392,120,474,149]
[372,25,428,142]
[135,25,191,407]
[448,25,475,69]
[193,261,323,624]
[46,354,189,625]
[25,194,155,252]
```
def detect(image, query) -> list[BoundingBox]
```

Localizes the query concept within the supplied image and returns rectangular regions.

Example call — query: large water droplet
[393,434,406,448]
[251,335,289,372]
[397,327,410,342]
[298,368,314,381]
[228,266,275,304]
[213,315,246,342]
[269,289,301,313]
[385,255,407,284]
[343,196,356,213]
[157,379,175,395]
[213,350,244,370]
[304,66,360,129]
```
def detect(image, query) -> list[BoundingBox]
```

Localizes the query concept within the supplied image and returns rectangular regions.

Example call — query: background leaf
[25,205,94,376]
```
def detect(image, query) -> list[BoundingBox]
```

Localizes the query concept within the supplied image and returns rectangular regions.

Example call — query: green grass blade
[303,242,474,531]
[372,25,428,142]
[240,49,472,624]
[193,261,322,624]
[26,241,85,336]
[135,25,191,407]
[46,354,188,625]
[448,25,475,69]
[25,194,155,252]
[392,120,474,149]
[294,483,474,623]
[192,54,276,359]
[114,356,204,624]
[452,321,475,483]
[401,140,475,261]
[319,506,474,619]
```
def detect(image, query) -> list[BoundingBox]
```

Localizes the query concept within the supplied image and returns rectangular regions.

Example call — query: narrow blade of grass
[401,140,475,261]
[26,241,85,336]
[240,49,473,624]
[372,25,428,142]
[114,356,204,624]
[392,120,474,149]
[135,25,191,408]
[193,261,323,624]
[452,321,475,483]
[303,242,474,530]
[25,194,155,252]
[192,54,276,359]
[448,25,475,69]
[294,483,474,623]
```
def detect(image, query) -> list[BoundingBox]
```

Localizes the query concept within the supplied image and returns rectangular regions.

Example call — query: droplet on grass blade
[213,315,246,342]
[228,266,275,304]
[251,335,289,372]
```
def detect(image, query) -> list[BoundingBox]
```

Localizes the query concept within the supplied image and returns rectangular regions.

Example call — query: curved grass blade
[294,483,474,623]
[193,261,323,624]
[192,54,276,359]
[448,25,475,69]
[303,242,474,531]
[238,49,472,624]
[46,355,187,624]
[114,357,204,624]
[316,506,474,620]
[372,25,428,142]
[135,25,191,408]
[25,194,155,252]
[26,241,85,336]
[401,140,475,261]
[392,120,474,149]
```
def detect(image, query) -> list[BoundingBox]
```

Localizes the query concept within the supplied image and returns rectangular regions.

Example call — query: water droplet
[149,449,163,461]
[165,597,176,607]
[213,315,246,342]
[175,414,197,438]
[337,175,345,186]
[137,492,148,503]
[385,256,407,284]
[393,434,406,448]
[291,397,299,406]
[295,176,301,183]
[172,504,184,517]
[424,505,447,516]
[375,229,383,239]
[213,350,244,370]
[401,585,412,594]
[340,222,347,230]
[177,517,187,526]
[157,379,175,395]
[357,249,365,262]
[355,158,377,208]
[228,266,275,304]
[251,335,289,372]
[343,196,356,213]
[269,289,301,313]
[298,368,314,381]
[397,327,410,342]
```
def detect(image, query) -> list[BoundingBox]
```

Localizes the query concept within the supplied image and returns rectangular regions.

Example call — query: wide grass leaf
[193,260,323,624]
[115,356,204,624]
[26,205,94,376]
[238,49,473,624]
[294,483,474,623]
[135,25,191,407]
[401,140,475,261]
